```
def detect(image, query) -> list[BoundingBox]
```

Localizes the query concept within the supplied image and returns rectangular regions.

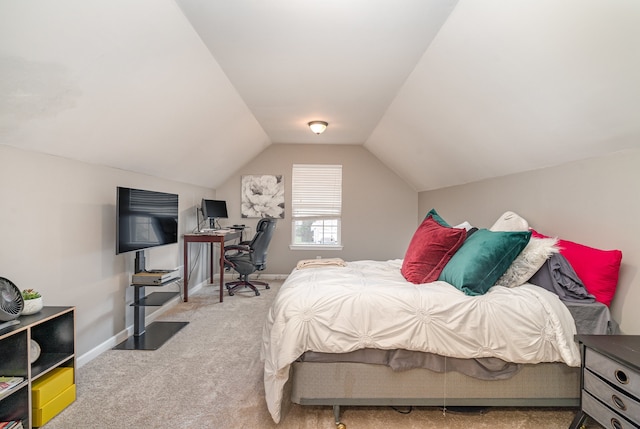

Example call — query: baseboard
[76,274,287,368]
[76,279,207,368]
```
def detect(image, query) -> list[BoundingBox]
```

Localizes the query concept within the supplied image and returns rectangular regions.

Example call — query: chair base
[225,278,270,297]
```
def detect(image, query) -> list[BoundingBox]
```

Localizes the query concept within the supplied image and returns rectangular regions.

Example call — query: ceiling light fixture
[308,121,328,135]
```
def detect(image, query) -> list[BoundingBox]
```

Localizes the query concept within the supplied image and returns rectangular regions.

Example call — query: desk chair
[223,218,277,296]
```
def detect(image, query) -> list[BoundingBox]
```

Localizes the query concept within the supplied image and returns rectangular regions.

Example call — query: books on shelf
[0,421,24,429]
[0,376,24,394]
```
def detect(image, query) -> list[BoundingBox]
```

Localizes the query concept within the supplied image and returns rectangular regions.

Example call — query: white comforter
[261,259,580,423]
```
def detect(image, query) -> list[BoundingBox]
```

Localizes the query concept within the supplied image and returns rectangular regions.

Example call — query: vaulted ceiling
[1,1,639,191]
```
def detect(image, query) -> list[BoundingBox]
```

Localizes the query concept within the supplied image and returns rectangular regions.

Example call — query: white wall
[215,144,418,274]
[418,149,640,334]
[0,145,214,359]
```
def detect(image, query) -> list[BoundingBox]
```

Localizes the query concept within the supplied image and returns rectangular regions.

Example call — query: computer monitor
[201,199,228,229]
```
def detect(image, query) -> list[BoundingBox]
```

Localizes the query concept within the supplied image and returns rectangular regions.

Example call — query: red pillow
[401,216,466,284]
[531,229,622,306]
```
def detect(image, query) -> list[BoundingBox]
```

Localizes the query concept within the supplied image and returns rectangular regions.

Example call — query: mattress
[297,300,615,379]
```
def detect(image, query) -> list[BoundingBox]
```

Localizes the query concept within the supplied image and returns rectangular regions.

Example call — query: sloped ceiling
[367,0,640,191]
[175,0,458,145]
[1,0,639,191]
[0,0,270,189]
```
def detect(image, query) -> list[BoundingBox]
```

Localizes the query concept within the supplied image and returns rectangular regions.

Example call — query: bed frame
[289,361,580,428]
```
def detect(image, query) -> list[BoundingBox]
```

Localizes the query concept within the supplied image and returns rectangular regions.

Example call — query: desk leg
[209,243,214,285]
[219,238,225,303]
[183,241,189,302]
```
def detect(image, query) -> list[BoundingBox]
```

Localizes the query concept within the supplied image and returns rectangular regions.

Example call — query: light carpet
[45,281,601,428]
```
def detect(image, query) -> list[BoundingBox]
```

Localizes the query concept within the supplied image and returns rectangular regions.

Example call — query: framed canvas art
[241,175,285,218]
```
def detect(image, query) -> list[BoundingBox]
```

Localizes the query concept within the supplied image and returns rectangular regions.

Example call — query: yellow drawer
[32,367,74,408]
[32,383,76,427]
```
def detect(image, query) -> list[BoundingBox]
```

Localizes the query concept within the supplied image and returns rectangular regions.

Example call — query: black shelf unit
[0,306,75,429]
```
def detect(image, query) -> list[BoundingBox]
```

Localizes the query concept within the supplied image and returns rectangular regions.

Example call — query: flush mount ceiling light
[308,121,328,135]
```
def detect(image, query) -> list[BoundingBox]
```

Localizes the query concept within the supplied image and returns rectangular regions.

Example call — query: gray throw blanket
[528,253,595,303]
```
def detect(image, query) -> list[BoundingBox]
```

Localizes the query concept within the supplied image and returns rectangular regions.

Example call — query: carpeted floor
[45,281,602,428]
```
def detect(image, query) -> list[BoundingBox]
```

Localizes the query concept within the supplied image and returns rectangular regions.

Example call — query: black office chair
[223,218,277,296]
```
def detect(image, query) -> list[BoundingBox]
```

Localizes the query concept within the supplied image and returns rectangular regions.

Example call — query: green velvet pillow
[424,208,450,227]
[438,228,531,296]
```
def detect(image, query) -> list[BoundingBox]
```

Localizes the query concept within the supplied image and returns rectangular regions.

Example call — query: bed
[261,259,615,425]
[261,212,620,426]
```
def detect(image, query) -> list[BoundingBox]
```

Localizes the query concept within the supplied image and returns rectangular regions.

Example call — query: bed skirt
[290,361,580,408]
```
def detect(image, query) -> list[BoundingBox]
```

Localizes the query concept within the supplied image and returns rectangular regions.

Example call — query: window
[291,164,342,249]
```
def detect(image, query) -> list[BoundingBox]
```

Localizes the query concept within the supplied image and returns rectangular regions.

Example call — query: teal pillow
[438,228,531,295]
[424,208,450,227]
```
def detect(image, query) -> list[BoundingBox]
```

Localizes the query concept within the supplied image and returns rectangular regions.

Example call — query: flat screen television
[116,187,179,260]
[201,199,228,229]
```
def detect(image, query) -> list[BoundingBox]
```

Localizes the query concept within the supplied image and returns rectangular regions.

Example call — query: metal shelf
[130,291,179,307]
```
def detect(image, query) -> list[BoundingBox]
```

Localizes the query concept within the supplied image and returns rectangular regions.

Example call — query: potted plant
[21,289,43,315]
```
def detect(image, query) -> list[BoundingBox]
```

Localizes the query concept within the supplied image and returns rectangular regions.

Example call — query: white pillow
[494,237,559,288]
[490,211,529,232]
[454,221,474,231]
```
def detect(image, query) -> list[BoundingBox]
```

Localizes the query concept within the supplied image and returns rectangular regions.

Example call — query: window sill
[289,244,344,251]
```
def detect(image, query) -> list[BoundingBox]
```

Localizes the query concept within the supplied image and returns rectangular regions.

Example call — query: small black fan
[0,277,24,329]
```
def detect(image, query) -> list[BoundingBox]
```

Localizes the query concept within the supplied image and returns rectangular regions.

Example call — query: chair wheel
[336,424,346,429]
[229,291,234,296]
[266,285,270,289]
[255,291,260,296]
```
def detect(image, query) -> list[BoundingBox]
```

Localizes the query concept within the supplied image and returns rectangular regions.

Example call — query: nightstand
[570,335,640,429]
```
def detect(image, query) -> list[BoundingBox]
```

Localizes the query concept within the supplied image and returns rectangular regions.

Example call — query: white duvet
[261,259,580,423]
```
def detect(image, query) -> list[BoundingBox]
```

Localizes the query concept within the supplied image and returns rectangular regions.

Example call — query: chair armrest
[222,257,236,269]
[224,244,250,253]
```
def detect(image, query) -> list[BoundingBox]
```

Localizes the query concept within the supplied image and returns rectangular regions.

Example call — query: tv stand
[134,250,146,274]
[114,251,188,351]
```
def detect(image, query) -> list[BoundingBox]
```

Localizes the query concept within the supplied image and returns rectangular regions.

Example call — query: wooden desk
[183,231,241,303]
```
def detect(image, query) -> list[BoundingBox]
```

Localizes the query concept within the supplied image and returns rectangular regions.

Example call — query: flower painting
[241,175,285,218]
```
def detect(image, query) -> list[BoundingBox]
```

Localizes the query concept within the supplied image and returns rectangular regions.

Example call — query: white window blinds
[291,164,342,219]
